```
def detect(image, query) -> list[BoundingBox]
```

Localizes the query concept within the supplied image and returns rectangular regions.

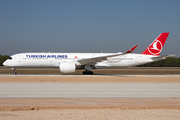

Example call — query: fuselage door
[134,56,138,63]
[18,55,22,62]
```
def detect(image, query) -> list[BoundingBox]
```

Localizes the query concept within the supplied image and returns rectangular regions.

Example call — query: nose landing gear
[12,68,17,75]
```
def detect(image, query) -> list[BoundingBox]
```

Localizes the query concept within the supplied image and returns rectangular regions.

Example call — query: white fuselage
[3,52,157,69]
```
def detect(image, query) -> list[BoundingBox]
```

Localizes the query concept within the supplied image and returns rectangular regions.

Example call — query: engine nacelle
[59,62,76,73]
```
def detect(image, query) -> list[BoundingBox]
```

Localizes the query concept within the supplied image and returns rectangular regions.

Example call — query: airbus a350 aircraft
[3,33,174,75]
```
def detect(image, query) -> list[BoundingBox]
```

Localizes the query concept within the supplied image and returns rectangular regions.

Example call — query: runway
[0,74,180,98]
[1,74,180,77]
[0,74,180,111]
[0,82,180,98]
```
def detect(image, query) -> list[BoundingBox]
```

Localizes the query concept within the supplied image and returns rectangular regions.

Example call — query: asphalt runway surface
[0,82,180,98]
[0,74,180,113]
[0,74,180,98]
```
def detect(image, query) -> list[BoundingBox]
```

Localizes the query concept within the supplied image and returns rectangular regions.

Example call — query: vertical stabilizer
[141,33,169,56]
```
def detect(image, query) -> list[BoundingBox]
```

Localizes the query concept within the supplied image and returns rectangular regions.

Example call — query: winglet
[126,45,138,53]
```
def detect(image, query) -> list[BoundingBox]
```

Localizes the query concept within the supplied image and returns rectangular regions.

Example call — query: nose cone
[3,61,8,66]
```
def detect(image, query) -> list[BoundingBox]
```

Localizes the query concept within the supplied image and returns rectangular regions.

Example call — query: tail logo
[148,39,162,55]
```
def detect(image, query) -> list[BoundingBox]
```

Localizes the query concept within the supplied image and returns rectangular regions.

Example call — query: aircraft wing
[77,45,138,65]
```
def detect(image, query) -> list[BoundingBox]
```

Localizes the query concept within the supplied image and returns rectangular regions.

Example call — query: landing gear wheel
[13,72,17,75]
[12,68,17,75]
[82,71,93,75]
[83,71,86,74]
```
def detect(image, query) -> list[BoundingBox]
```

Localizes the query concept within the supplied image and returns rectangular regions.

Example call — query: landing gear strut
[12,68,17,75]
[82,69,93,75]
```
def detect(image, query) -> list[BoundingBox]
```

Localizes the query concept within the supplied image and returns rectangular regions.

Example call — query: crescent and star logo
[147,39,162,55]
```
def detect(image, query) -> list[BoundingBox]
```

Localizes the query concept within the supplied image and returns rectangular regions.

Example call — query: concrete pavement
[0,83,180,98]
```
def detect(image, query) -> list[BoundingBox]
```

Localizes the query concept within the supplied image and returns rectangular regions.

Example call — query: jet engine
[59,62,76,73]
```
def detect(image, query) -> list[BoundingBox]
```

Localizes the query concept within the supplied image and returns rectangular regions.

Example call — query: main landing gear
[83,65,94,75]
[82,69,93,75]
[12,68,17,75]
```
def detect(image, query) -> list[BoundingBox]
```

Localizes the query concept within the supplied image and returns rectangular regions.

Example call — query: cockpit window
[8,57,12,60]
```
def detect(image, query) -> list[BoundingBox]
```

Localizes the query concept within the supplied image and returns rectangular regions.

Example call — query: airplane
[3,33,174,75]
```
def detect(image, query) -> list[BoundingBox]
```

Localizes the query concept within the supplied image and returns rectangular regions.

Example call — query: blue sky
[0,0,180,57]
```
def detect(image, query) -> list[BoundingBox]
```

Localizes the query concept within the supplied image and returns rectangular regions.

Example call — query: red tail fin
[141,33,169,56]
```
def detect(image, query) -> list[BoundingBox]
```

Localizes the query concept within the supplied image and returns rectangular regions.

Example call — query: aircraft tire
[82,71,93,75]
[83,71,86,74]
[13,72,17,75]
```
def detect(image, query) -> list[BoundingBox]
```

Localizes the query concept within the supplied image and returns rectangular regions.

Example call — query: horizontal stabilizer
[151,54,176,61]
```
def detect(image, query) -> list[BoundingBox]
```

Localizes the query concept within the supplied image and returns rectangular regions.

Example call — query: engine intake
[59,62,76,73]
